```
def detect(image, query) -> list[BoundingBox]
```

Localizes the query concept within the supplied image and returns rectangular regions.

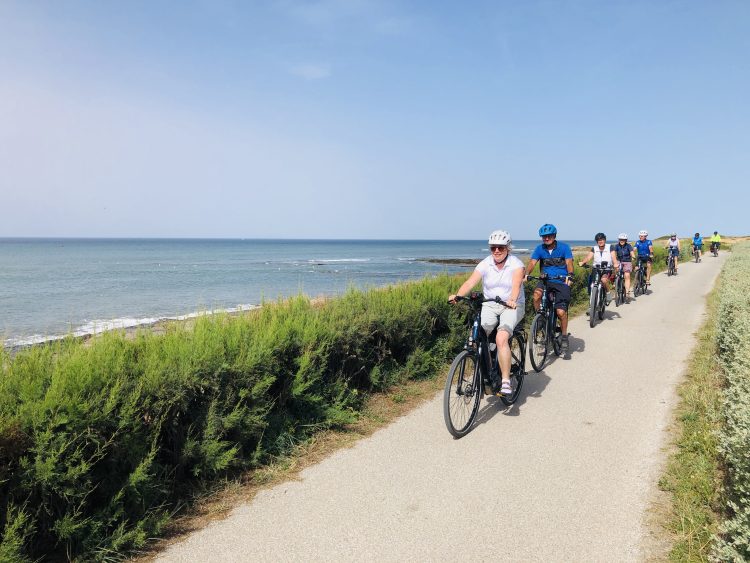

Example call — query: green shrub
[712,242,750,560]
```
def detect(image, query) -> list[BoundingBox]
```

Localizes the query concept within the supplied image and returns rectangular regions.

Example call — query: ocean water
[0,238,588,348]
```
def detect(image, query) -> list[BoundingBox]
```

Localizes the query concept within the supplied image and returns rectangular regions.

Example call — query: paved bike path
[158,255,725,562]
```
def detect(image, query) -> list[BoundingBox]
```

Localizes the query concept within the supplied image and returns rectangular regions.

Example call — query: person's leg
[496,329,511,383]
[533,287,542,311]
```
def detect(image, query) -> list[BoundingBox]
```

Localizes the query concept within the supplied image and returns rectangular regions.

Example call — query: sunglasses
[541,235,554,240]
[490,245,508,251]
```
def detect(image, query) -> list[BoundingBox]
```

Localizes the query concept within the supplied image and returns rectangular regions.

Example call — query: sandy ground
[157,254,725,562]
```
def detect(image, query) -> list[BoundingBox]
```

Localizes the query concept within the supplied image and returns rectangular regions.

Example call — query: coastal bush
[712,242,750,560]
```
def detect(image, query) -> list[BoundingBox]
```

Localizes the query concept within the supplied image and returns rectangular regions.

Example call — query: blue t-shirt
[693,236,703,246]
[634,239,652,257]
[531,241,573,284]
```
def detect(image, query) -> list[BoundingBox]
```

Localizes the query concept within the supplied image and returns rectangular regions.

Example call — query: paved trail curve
[159,254,725,562]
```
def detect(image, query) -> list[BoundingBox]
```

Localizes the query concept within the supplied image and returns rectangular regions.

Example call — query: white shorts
[481,300,525,337]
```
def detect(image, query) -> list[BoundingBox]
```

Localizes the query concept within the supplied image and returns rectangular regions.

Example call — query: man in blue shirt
[525,223,574,355]
[633,230,654,284]
[692,232,703,262]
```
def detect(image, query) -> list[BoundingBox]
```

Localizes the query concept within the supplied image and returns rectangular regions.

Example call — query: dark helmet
[714,230,718,234]
[538,224,557,237]
[595,232,606,241]
[695,232,700,237]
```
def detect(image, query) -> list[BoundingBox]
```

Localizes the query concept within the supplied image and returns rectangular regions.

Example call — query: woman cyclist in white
[449,230,525,397]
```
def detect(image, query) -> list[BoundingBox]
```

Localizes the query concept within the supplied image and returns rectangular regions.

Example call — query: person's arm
[507,267,524,309]
[525,258,538,278]
[610,250,619,268]
[648,243,654,257]
[565,258,574,286]
[449,270,483,302]
[578,250,594,267]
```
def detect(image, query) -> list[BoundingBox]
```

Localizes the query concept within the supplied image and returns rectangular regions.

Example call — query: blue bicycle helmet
[538,224,557,237]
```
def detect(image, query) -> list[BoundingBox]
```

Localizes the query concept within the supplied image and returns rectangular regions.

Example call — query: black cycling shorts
[536,281,571,311]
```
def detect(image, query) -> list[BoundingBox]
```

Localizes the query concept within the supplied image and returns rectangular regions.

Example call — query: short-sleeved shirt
[475,254,525,303]
[615,242,633,262]
[634,239,652,256]
[711,234,721,242]
[693,236,703,246]
[531,241,573,284]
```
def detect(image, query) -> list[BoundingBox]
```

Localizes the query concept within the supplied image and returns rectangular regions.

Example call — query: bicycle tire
[589,286,597,328]
[615,275,624,307]
[552,315,563,356]
[529,313,548,372]
[501,332,525,406]
[443,350,481,438]
[597,285,606,320]
[633,269,642,297]
[694,250,699,263]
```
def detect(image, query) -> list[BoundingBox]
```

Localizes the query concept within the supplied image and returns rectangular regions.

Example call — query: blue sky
[1,0,747,240]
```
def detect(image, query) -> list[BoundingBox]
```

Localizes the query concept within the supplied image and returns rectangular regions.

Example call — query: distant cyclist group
[447,224,722,402]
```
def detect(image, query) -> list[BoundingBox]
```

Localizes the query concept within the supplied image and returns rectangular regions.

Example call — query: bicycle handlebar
[526,274,569,282]
[451,293,512,308]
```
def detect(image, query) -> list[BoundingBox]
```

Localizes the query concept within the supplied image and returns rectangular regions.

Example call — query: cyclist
[449,230,525,396]
[578,233,617,311]
[710,231,721,254]
[525,223,574,356]
[666,233,681,273]
[692,232,703,262]
[614,233,634,302]
[633,230,654,285]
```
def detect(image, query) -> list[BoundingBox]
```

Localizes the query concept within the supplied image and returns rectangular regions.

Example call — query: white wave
[307,258,371,263]
[4,304,262,350]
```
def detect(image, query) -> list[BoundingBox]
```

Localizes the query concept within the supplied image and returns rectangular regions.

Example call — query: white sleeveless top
[668,238,679,248]
[475,254,525,303]
[591,243,612,267]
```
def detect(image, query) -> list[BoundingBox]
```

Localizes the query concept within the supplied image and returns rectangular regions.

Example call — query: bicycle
[711,242,720,257]
[527,274,568,372]
[667,253,676,276]
[693,245,701,263]
[444,293,527,438]
[613,264,626,306]
[632,259,648,297]
[582,263,611,327]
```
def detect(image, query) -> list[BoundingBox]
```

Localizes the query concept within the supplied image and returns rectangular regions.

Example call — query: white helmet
[639,230,648,237]
[488,230,512,245]
[618,233,628,240]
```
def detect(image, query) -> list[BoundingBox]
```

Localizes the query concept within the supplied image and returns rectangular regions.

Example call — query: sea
[0,238,589,349]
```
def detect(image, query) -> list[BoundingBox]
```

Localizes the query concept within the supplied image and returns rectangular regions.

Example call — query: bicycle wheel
[552,315,563,356]
[597,285,606,320]
[633,269,643,297]
[501,332,525,406]
[443,350,481,438]
[615,275,624,307]
[694,250,699,263]
[589,286,597,328]
[529,313,548,372]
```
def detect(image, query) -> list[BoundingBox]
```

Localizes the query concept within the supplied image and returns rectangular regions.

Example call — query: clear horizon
[1,1,747,240]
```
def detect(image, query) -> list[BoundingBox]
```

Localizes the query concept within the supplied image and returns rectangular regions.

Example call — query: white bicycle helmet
[618,233,628,240]
[638,230,648,237]
[488,230,512,245]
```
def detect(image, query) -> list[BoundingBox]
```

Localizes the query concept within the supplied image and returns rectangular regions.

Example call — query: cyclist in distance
[614,233,634,302]
[692,232,703,262]
[710,231,722,253]
[524,223,574,356]
[633,230,654,285]
[449,230,525,396]
[666,233,681,273]
[578,233,617,309]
